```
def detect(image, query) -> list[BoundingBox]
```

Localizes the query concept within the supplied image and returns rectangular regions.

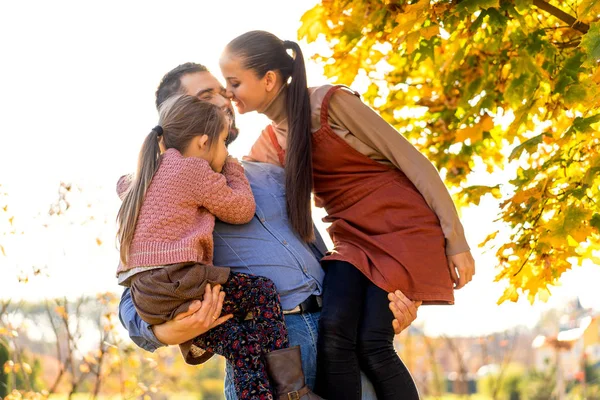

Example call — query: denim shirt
[119,161,327,352]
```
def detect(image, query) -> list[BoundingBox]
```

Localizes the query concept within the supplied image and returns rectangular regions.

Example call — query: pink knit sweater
[116,148,255,274]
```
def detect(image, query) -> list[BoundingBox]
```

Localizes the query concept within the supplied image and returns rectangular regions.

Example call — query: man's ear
[264,70,278,92]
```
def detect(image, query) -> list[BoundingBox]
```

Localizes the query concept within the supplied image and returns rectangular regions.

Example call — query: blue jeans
[224,311,378,400]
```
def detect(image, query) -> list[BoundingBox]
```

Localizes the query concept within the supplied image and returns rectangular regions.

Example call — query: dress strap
[267,125,286,166]
[319,85,361,128]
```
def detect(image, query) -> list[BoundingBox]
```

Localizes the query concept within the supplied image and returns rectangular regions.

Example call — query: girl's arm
[195,158,256,224]
[328,89,470,256]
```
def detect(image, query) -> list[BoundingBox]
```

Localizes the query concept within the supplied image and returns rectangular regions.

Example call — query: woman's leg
[315,260,367,400]
[357,282,420,400]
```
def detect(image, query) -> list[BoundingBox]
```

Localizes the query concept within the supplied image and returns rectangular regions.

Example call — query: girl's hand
[226,155,241,165]
[152,284,233,345]
[388,290,421,335]
[448,250,475,289]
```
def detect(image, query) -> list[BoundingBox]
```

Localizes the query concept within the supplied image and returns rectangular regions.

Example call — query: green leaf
[592,213,600,231]
[514,0,533,12]
[572,114,600,133]
[564,84,588,105]
[580,22,600,66]
[458,0,501,13]
[459,184,502,205]
[509,133,544,161]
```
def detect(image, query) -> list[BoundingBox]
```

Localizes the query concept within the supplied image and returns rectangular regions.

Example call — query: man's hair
[155,62,208,109]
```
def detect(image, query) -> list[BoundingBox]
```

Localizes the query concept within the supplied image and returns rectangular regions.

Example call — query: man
[119,63,421,399]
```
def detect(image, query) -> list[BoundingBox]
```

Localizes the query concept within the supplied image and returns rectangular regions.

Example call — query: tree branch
[533,0,589,34]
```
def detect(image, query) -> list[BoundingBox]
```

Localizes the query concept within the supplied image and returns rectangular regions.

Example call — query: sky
[1,0,599,338]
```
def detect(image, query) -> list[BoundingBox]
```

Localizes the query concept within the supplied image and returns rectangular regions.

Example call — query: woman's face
[219,53,271,114]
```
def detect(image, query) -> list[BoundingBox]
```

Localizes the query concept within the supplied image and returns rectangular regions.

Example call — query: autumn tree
[299,0,600,303]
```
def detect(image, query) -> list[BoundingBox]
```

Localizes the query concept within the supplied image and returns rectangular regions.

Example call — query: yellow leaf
[79,364,90,373]
[96,238,102,246]
[22,363,32,374]
[537,287,551,302]
[299,5,327,42]
[405,0,430,14]
[55,306,67,318]
[497,286,519,304]
[4,360,14,373]
[567,235,579,247]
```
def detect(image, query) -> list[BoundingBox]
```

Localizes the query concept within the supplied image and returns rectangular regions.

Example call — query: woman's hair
[225,30,314,242]
[117,95,227,264]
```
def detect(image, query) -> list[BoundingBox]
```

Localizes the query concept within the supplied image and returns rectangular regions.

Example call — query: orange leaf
[405,31,421,54]
[481,114,494,131]
[421,25,440,40]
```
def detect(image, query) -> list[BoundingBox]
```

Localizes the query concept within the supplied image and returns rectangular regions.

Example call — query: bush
[477,363,525,400]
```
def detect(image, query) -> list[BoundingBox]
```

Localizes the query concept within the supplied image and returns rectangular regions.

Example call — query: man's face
[180,71,239,143]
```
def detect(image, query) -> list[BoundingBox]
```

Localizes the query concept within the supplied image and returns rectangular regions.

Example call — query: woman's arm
[328,90,470,256]
[328,90,475,288]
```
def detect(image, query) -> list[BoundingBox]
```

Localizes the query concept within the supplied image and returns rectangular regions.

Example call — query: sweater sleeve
[195,159,256,224]
[243,126,283,167]
[328,89,470,256]
[116,174,133,200]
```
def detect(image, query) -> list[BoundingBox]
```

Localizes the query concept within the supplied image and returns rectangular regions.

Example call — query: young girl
[219,31,476,399]
[116,95,322,400]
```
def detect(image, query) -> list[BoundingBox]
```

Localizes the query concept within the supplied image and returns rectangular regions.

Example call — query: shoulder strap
[267,125,286,166]
[319,85,360,127]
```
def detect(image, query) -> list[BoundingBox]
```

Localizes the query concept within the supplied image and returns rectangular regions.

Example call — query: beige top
[244,85,469,256]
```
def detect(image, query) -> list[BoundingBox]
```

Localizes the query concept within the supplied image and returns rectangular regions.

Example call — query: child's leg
[220,272,289,351]
[357,281,420,400]
[315,260,368,400]
[193,273,289,400]
[195,319,274,400]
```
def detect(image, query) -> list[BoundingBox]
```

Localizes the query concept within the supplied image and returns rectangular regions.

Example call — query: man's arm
[118,288,165,352]
[388,290,422,335]
[119,284,232,347]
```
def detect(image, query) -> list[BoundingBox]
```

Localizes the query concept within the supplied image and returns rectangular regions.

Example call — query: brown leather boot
[265,346,325,400]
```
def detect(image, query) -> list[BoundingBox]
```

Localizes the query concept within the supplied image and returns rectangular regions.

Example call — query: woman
[219,30,475,399]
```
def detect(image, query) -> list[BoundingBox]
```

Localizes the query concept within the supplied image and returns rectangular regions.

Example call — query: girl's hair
[117,95,227,264]
[225,30,314,242]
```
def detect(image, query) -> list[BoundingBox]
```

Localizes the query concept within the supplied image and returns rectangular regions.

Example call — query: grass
[48,393,201,400]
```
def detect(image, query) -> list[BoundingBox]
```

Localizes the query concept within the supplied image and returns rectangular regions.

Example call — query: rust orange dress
[267,85,454,304]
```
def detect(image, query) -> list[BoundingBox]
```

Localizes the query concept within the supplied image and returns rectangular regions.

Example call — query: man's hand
[448,250,475,289]
[152,284,233,345]
[388,290,421,335]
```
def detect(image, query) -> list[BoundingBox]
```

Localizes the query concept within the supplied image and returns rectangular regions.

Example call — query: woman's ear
[264,70,278,92]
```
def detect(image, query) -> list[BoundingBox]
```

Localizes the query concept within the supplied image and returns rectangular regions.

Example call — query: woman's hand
[388,290,422,335]
[448,250,475,289]
[152,283,233,345]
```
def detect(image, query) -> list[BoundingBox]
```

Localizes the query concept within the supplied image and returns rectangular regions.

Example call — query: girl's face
[185,126,229,173]
[219,53,273,114]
